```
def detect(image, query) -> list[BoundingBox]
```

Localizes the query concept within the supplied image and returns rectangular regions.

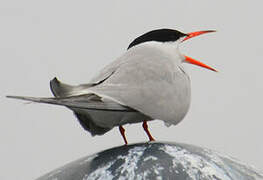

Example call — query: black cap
[128,29,186,49]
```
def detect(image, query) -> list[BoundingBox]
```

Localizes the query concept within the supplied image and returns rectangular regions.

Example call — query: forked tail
[50,77,83,97]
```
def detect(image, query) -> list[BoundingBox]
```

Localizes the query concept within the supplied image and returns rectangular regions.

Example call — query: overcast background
[1,0,263,179]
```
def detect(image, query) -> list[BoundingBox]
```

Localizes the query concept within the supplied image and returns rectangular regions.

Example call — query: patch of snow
[156,176,163,180]
[116,146,147,179]
[161,144,232,180]
[84,161,114,180]
[143,155,158,162]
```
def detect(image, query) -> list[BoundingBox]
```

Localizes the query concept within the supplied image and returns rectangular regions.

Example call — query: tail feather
[7,77,135,136]
[50,77,94,98]
[50,77,77,97]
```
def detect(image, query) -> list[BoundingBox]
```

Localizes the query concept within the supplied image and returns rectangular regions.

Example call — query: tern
[7,29,217,145]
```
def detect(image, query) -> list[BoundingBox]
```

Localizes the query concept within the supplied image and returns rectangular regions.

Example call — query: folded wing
[6,95,135,112]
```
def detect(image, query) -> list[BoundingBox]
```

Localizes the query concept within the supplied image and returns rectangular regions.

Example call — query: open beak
[182,30,217,72]
[184,56,217,72]
[182,30,216,42]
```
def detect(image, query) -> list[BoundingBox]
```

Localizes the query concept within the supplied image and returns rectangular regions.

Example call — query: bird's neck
[137,41,184,63]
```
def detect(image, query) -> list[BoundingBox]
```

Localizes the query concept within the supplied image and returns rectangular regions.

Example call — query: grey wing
[86,47,191,124]
[6,95,135,112]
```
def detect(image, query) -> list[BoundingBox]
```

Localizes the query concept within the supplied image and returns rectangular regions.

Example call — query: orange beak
[182,30,217,72]
[182,30,216,42]
[184,56,217,72]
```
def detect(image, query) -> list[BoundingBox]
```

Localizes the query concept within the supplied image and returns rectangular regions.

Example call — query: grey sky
[1,0,263,179]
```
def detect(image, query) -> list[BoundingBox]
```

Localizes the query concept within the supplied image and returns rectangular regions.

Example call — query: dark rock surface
[36,142,263,180]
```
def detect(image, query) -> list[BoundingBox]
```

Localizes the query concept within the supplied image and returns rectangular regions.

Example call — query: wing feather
[6,95,135,112]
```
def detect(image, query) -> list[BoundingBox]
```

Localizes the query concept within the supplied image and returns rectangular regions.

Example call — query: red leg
[119,126,128,145]
[142,121,155,141]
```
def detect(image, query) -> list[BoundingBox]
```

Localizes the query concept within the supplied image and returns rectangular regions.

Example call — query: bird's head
[128,29,217,72]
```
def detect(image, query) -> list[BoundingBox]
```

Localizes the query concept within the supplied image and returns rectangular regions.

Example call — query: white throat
[136,41,185,64]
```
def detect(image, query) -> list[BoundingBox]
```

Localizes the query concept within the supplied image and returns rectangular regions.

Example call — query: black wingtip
[6,95,28,100]
[50,77,60,97]
[51,77,60,84]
